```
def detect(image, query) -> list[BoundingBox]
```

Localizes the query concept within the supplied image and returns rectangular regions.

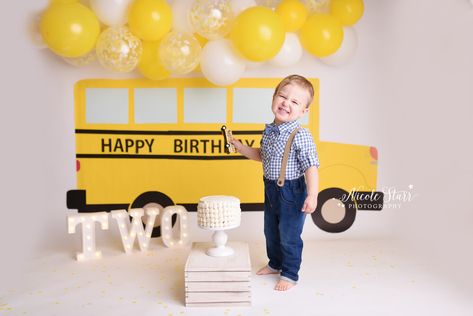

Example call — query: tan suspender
[277,127,301,187]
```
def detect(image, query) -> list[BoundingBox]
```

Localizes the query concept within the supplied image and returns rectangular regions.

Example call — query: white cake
[197,196,241,229]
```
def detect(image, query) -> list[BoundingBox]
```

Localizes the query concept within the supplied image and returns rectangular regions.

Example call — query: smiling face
[271,83,310,125]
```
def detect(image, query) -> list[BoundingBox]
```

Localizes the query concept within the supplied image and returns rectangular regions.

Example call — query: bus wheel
[130,191,176,238]
[311,188,356,233]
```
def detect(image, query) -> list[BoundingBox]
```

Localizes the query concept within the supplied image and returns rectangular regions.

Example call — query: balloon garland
[36,0,364,86]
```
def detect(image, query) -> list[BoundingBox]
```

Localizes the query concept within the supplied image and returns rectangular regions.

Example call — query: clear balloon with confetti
[189,0,234,40]
[159,31,201,74]
[96,26,143,72]
[255,0,281,9]
[301,0,330,13]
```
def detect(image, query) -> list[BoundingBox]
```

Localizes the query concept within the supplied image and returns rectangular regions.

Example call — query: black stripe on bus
[75,129,263,135]
[72,203,263,213]
[76,154,248,160]
[180,203,263,212]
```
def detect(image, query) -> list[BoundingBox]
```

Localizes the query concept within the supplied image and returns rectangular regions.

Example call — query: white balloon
[90,0,132,27]
[230,0,257,15]
[201,39,246,86]
[320,27,358,66]
[269,33,302,67]
[172,0,195,33]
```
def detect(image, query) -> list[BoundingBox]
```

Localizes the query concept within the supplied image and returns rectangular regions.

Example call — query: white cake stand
[201,224,239,257]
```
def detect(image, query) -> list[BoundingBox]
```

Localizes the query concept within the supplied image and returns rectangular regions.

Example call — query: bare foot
[256,266,279,275]
[274,279,295,291]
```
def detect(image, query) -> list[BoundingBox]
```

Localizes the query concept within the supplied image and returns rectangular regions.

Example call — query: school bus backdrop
[67,78,384,236]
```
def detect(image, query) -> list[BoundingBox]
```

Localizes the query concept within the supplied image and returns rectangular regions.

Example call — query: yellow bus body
[69,78,382,233]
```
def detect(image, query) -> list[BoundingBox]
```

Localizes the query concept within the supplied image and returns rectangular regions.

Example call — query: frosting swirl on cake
[197,195,241,229]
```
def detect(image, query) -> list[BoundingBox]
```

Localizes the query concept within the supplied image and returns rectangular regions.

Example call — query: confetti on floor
[1,240,471,316]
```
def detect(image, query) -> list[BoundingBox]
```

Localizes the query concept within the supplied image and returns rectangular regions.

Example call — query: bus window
[233,88,309,125]
[184,88,226,123]
[134,88,177,124]
[233,88,273,124]
[86,88,129,124]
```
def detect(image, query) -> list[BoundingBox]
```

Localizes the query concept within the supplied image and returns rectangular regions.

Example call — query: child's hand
[229,138,243,153]
[301,194,318,214]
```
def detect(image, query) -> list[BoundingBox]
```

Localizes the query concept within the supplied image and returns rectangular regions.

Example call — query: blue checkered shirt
[260,120,320,181]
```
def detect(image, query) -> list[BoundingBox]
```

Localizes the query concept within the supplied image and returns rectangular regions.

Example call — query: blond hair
[273,74,314,108]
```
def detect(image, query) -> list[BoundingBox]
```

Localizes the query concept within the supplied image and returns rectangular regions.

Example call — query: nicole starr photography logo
[341,184,418,210]
[382,184,418,208]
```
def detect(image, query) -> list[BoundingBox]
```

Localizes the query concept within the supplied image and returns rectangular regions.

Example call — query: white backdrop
[1,0,472,294]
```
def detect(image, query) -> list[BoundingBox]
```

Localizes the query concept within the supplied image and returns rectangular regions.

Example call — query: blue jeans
[263,176,307,282]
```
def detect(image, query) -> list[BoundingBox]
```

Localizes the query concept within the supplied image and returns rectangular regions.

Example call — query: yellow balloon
[40,3,100,58]
[128,0,172,41]
[299,14,344,57]
[138,41,170,80]
[194,33,208,47]
[330,0,364,26]
[275,0,308,32]
[192,33,206,73]
[230,6,285,62]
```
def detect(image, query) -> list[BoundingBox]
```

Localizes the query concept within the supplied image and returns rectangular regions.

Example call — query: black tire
[130,191,176,238]
[311,188,357,233]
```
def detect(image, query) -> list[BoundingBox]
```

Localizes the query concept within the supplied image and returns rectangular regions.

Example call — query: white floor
[1,239,472,316]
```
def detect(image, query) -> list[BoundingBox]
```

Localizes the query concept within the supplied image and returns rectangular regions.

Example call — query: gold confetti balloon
[159,31,201,74]
[301,0,330,13]
[96,26,143,72]
[189,0,234,40]
[255,0,281,8]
